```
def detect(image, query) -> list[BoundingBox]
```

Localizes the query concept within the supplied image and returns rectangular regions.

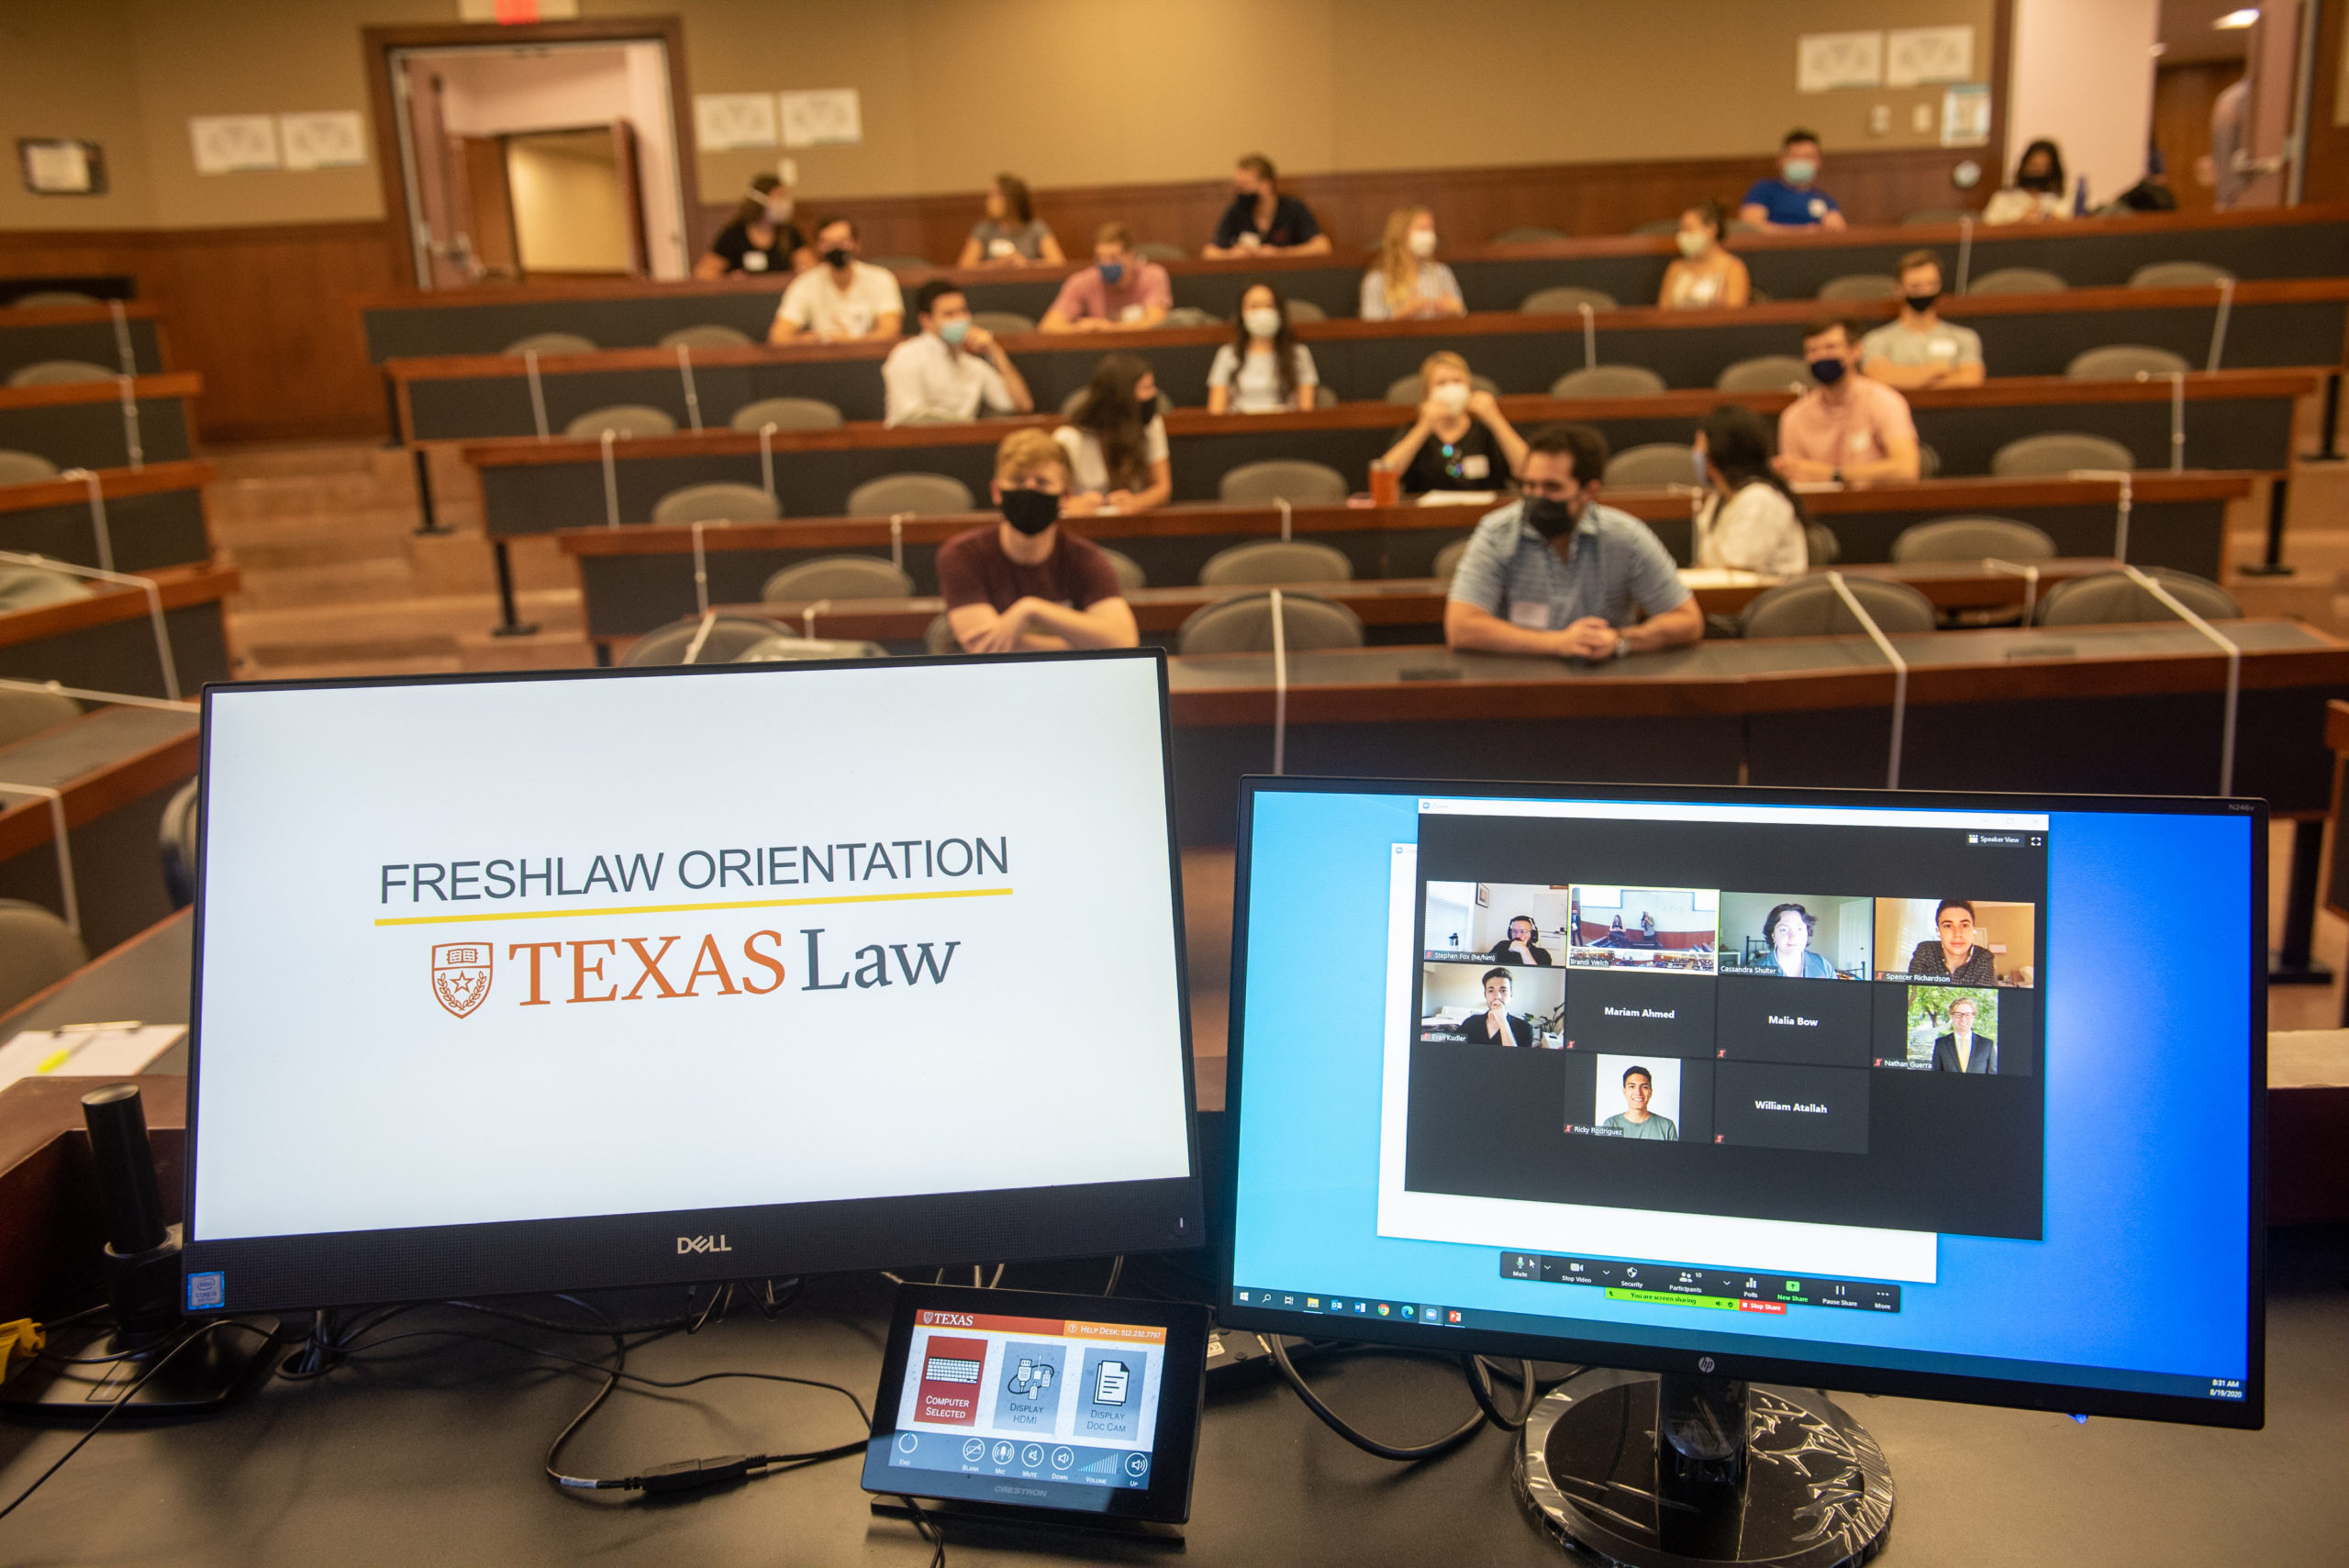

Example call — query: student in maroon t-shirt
[939,428,1141,654]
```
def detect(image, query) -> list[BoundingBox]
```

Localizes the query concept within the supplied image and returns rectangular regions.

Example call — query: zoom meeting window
[1392,799,2047,1281]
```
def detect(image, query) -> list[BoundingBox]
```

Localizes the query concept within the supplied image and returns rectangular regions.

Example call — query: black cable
[1460,1354,1539,1431]
[1103,1255,1124,1297]
[0,1319,274,1523]
[897,1493,949,1568]
[1265,1335,1489,1462]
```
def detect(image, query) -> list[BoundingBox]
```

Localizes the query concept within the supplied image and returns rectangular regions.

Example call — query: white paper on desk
[1415,491,1497,506]
[0,1025,184,1091]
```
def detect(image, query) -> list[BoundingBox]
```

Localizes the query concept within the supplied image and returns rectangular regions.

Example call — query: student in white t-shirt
[768,217,905,344]
[1692,404,1809,577]
[1206,283,1319,414]
[1054,352,1172,514]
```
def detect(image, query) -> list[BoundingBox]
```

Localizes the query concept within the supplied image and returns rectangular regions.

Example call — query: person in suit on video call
[1909,898,1997,983]
[1932,996,1998,1073]
[1488,915,1553,966]
[1460,968,1534,1047]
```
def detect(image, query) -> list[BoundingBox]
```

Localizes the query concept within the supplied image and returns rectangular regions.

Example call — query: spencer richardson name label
[378,836,1008,906]
[1602,1005,1677,1020]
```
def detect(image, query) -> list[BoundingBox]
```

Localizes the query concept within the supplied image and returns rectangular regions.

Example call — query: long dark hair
[729,172,783,229]
[2015,139,2065,195]
[1700,404,1807,520]
[1074,352,1154,489]
[1230,282,1305,402]
[994,172,1034,225]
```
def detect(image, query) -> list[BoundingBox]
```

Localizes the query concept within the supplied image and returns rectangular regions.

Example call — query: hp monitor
[181,651,1201,1314]
[1220,778,2262,1561]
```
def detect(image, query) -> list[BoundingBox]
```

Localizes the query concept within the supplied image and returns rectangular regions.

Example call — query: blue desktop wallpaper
[1228,791,2254,1392]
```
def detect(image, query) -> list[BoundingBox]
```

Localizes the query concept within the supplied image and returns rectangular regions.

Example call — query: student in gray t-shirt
[1859,250,1984,390]
[958,173,1064,268]
[1598,1064,1679,1140]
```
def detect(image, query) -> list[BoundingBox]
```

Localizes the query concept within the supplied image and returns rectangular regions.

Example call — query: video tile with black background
[1421,881,1571,968]
[1872,983,2034,1076]
[1419,962,1565,1049]
[1565,1053,1715,1144]
[1566,885,1719,973]
[1401,806,2049,1240]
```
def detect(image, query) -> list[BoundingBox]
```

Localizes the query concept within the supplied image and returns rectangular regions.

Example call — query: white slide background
[192,658,1191,1240]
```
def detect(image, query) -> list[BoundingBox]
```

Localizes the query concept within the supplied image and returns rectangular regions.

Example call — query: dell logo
[676,1235,733,1254]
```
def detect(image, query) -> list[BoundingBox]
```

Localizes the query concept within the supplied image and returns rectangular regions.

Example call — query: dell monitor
[179,651,1201,1314]
[1220,778,2262,1563]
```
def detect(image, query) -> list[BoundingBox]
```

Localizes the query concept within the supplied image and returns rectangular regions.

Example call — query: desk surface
[0,906,190,1040]
[0,1234,2340,1565]
[0,705,199,860]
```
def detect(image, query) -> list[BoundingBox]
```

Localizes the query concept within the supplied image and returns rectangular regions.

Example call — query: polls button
[1022,1444,1044,1468]
[962,1438,986,1462]
[992,1441,1015,1465]
[896,1432,918,1454]
[1124,1452,1149,1477]
[1052,1447,1075,1470]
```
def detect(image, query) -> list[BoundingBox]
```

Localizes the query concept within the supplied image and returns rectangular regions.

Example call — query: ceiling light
[2214,8,2261,28]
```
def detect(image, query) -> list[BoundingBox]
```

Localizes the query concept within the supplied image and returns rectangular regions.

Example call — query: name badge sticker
[1461,454,1491,480]
[1509,601,1553,630]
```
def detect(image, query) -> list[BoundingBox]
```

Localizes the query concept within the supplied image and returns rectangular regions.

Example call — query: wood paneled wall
[0,221,396,442]
[719,148,1999,269]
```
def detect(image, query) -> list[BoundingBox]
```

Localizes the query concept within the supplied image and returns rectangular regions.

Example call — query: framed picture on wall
[18,139,106,195]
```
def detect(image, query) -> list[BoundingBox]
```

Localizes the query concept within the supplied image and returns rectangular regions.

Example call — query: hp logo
[1698,1356,1716,1373]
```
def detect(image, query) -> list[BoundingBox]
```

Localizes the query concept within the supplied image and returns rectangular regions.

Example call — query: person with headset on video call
[1488,915,1553,966]
[1460,968,1534,1047]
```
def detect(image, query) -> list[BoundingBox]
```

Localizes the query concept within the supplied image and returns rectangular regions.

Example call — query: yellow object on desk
[0,1318,44,1385]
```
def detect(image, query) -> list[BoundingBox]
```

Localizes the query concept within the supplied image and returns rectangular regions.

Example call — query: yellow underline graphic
[374,885,1014,927]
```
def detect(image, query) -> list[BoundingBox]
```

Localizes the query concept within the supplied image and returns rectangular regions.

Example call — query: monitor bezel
[180,649,1206,1313]
[1216,774,2266,1431]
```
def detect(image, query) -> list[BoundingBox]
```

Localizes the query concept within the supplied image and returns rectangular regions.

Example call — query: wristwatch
[1611,629,1631,660]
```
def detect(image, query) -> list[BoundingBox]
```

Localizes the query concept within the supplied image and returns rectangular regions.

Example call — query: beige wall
[0,0,1997,232]
[2009,0,2158,205]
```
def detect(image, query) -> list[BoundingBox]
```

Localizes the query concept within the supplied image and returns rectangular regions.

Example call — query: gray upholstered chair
[1901,207,1970,226]
[1197,539,1353,586]
[729,396,843,431]
[1101,548,1146,593]
[0,564,91,612]
[1805,524,1842,565]
[1175,592,1365,654]
[2129,261,2234,289]
[1431,536,1473,581]
[0,450,61,485]
[1218,460,1348,506]
[621,615,788,666]
[733,633,885,662]
[924,612,960,655]
[1520,285,1617,314]
[1550,365,1665,398]
[969,311,1035,336]
[1740,576,1935,639]
[1385,372,1502,406]
[504,331,599,356]
[7,360,115,387]
[760,557,916,601]
[1630,217,1684,237]
[1163,306,1221,328]
[2065,344,2190,380]
[2032,569,2239,626]
[1284,299,1328,325]
[562,405,676,439]
[0,899,87,1013]
[160,778,200,908]
[9,290,101,308]
[1890,517,2057,562]
[1490,227,1568,245]
[1990,432,2135,477]
[658,323,753,350]
[1133,241,1187,262]
[652,483,780,525]
[1966,267,2067,295]
[1715,355,1814,393]
[0,686,81,748]
[846,473,975,517]
[1817,273,1901,301]
[1603,443,1697,489]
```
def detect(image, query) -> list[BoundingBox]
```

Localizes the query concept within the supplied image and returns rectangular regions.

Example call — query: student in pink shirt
[1775,318,1921,487]
[1040,223,1173,332]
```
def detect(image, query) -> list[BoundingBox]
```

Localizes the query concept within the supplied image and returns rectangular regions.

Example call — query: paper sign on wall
[696,93,778,151]
[19,139,104,195]
[190,116,280,174]
[1942,83,1992,149]
[1798,31,1884,94]
[781,89,862,149]
[1886,26,1975,87]
[279,112,367,171]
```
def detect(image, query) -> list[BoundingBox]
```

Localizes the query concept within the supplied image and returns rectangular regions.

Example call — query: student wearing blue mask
[1739,131,1847,232]
[882,281,1033,427]
[1041,224,1172,332]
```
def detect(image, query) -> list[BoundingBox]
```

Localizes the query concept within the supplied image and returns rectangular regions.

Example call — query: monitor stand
[1516,1368,1893,1567]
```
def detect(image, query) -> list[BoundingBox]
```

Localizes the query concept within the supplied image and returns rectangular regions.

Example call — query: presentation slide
[191,659,1193,1241]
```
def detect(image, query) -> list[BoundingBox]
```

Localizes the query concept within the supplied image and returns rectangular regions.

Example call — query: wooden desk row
[0,299,168,384]
[0,562,237,700]
[554,477,2247,639]
[387,280,2349,442]
[1155,619,2349,843]
[467,374,2297,544]
[0,701,198,956]
[355,202,2349,362]
[0,373,200,472]
[0,459,215,573]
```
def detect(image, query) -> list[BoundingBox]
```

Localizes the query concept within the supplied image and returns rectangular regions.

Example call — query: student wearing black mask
[1984,139,2069,226]
[938,428,1139,653]
[1443,423,1701,661]
[1859,250,1985,389]
[768,217,904,343]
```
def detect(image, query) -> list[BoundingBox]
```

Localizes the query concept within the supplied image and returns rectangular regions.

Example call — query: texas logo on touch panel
[431,942,493,1018]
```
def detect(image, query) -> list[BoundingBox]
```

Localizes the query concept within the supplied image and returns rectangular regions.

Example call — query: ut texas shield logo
[430,942,493,1018]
